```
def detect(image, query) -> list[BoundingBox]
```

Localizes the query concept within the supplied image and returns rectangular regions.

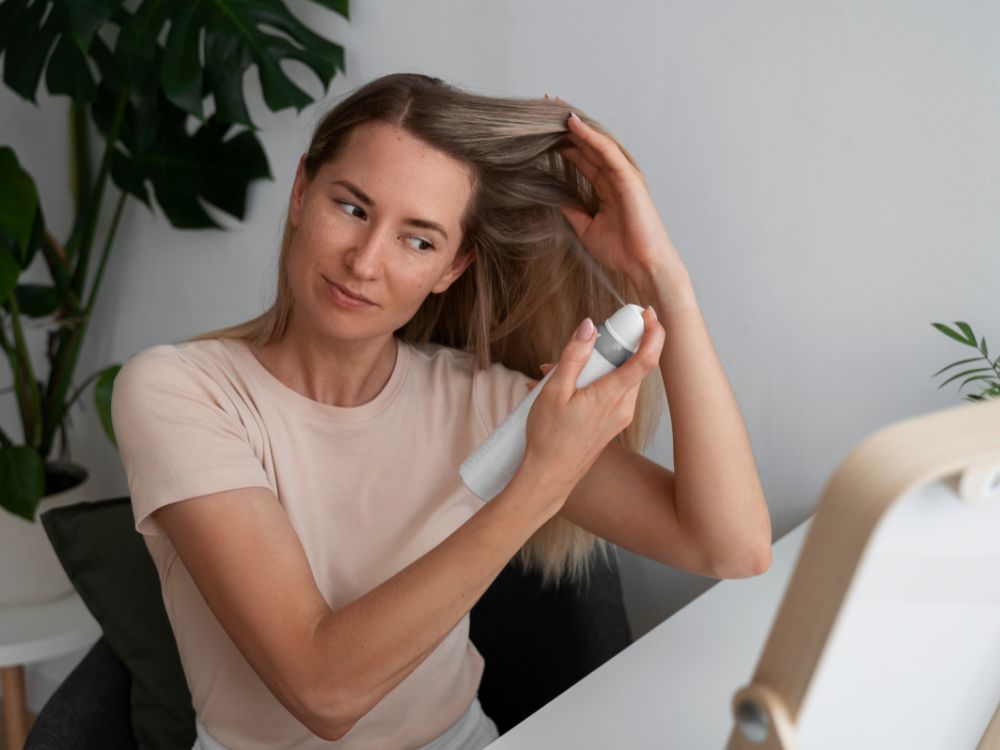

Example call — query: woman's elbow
[297,684,359,741]
[713,544,772,579]
[312,717,357,743]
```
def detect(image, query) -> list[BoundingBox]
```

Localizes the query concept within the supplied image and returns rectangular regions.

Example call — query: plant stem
[41,89,129,458]
[7,296,42,449]
[70,102,92,217]
[83,190,126,315]
[40,230,78,310]
[0,319,17,450]
[988,354,1000,380]
[53,368,105,429]
[69,89,126,302]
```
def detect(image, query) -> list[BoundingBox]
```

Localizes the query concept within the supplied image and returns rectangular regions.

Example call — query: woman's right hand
[520,307,664,502]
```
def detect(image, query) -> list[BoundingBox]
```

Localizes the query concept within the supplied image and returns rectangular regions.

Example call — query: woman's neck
[248,329,399,408]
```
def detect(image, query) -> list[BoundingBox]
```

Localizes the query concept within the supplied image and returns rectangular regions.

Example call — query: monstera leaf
[0,0,347,125]
[0,0,348,521]
[0,147,44,302]
[92,64,273,228]
[0,0,346,228]
[116,0,347,125]
[0,0,114,102]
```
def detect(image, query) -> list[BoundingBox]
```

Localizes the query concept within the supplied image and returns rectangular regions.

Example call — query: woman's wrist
[510,453,574,514]
[628,255,696,310]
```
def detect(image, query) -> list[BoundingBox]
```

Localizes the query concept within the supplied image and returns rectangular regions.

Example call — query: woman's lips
[323,277,376,308]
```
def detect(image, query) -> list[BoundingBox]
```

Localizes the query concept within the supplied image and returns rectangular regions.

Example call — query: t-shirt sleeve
[472,360,537,437]
[110,345,271,536]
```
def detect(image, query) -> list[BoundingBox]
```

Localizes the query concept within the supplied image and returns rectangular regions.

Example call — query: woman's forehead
[321,122,474,227]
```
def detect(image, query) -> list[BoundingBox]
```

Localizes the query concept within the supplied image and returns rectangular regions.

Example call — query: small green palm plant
[931,322,1000,401]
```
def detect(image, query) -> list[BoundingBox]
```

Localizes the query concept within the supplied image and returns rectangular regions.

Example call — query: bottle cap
[604,304,646,353]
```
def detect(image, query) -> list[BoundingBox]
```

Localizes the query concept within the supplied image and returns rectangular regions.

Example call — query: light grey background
[2,0,997,712]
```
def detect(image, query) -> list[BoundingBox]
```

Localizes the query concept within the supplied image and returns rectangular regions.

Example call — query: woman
[111,73,771,750]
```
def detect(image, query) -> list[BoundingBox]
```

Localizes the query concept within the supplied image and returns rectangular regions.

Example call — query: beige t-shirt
[110,336,533,750]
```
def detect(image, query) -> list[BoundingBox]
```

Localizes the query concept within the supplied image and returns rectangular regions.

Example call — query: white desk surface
[486,516,813,749]
[0,591,101,668]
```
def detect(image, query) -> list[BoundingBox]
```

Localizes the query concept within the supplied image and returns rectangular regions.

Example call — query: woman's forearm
[308,466,566,736]
[631,260,771,575]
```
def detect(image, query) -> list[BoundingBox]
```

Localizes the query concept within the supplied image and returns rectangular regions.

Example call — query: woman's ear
[432,247,477,294]
[288,155,309,229]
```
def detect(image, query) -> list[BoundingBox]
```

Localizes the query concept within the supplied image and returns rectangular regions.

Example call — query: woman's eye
[405,236,435,252]
[335,200,366,220]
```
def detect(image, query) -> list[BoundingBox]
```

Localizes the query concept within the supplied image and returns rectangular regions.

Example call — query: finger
[563,135,632,200]
[559,145,600,182]
[566,113,641,190]
[545,317,599,402]
[559,146,617,204]
[527,362,553,390]
[558,203,594,239]
[588,307,664,396]
[566,112,631,169]
[564,132,604,173]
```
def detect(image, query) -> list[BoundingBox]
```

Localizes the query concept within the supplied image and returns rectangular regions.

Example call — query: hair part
[187,73,664,590]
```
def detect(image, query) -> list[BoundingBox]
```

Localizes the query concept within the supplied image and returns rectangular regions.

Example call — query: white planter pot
[0,465,98,605]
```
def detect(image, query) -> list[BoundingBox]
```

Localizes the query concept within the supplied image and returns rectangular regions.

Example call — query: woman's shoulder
[407,346,537,432]
[403,340,532,385]
[114,338,242,406]
[120,337,235,372]
[404,340,477,378]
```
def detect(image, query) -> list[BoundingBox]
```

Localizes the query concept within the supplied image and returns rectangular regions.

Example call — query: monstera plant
[0,0,348,522]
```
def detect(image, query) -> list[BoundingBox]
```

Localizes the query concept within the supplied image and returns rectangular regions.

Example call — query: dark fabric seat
[26,637,137,750]
[26,504,632,749]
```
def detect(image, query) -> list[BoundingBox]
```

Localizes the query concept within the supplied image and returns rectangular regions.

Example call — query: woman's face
[285,120,476,343]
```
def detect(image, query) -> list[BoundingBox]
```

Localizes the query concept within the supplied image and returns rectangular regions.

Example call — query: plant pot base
[0,463,96,605]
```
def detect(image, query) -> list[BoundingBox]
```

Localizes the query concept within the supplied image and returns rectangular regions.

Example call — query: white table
[485,516,813,749]
[0,592,101,750]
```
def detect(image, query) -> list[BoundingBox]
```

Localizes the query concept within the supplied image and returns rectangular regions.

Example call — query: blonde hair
[188,73,664,589]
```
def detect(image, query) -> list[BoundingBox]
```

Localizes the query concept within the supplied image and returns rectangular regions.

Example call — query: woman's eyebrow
[329,178,450,241]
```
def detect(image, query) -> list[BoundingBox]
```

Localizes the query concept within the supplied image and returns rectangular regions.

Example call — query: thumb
[549,317,598,401]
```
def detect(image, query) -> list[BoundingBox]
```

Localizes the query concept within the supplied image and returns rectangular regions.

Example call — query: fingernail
[646,305,657,320]
[575,317,595,340]
[568,111,580,123]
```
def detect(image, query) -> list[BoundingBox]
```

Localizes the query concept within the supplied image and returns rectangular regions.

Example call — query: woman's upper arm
[111,348,352,737]
[556,439,720,578]
[153,486,343,738]
[110,346,271,536]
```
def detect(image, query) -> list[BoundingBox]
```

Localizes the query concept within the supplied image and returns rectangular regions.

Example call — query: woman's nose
[344,228,386,278]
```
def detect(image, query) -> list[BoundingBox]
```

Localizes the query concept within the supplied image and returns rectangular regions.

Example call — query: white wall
[2,0,998,711]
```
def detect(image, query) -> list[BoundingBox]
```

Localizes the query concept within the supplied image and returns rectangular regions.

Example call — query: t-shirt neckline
[222,336,411,424]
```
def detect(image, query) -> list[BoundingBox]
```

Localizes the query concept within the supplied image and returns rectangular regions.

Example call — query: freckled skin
[248,121,478,407]
[286,121,477,343]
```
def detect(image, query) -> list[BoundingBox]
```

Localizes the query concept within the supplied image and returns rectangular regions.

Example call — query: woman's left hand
[556,105,681,280]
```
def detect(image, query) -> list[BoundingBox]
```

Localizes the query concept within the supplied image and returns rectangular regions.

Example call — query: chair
[25,497,633,749]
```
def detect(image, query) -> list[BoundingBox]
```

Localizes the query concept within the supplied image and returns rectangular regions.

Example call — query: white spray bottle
[460,303,646,502]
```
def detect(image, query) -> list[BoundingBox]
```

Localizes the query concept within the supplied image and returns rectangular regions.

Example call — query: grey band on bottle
[595,322,634,367]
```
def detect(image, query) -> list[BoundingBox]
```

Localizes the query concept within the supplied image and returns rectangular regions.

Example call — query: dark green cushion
[41,497,195,750]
